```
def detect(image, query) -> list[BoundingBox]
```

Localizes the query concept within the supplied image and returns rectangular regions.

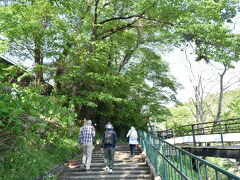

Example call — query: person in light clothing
[78,120,95,172]
[126,127,138,156]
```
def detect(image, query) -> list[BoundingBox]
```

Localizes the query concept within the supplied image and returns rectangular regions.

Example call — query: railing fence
[138,130,240,180]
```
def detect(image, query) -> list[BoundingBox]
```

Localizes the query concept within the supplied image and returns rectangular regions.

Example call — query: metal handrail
[138,130,240,180]
[159,118,240,138]
[175,118,240,129]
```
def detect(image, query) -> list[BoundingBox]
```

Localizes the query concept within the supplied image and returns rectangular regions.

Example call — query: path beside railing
[138,130,240,180]
[58,144,152,180]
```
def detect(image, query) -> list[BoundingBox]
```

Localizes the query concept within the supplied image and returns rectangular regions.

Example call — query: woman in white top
[126,127,138,155]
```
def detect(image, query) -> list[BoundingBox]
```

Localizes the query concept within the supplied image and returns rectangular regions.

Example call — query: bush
[0,79,79,179]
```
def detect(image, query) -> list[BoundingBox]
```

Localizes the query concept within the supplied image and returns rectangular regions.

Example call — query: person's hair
[86,120,92,125]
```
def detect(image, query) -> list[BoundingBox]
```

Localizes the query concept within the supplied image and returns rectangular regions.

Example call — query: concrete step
[66,166,149,172]
[85,155,142,160]
[67,162,148,168]
[91,150,141,155]
[65,169,150,176]
[59,144,151,180]
[61,174,151,180]
[68,159,144,163]
[91,159,144,163]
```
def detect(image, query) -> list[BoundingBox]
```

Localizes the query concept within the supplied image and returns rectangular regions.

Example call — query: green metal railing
[159,118,240,138]
[138,130,240,180]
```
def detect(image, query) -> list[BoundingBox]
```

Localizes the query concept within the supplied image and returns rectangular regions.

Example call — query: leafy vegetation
[164,89,240,130]
[0,64,79,180]
[163,89,240,176]
[0,0,239,179]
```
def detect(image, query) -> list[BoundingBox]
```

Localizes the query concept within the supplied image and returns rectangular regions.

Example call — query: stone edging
[34,163,67,180]
[34,152,79,180]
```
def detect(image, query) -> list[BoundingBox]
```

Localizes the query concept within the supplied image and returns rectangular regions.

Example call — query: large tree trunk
[33,39,44,83]
[215,64,227,122]
[55,42,72,90]
[210,63,228,134]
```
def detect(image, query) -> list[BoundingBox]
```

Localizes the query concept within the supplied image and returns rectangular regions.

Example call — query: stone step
[74,159,133,162]
[67,162,148,169]
[92,160,144,163]
[91,150,141,154]
[95,144,139,149]
[92,150,137,153]
[61,174,151,180]
[78,153,142,156]
[113,150,141,152]
[65,169,150,176]
[59,144,151,180]
[89,154,141,158]
[66,166,149,172]
[68,158,144,162]
[85,155,141,160]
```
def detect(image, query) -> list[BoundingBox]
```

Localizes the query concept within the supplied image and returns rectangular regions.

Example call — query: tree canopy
[1,0,240,179]
[0,0,239,131]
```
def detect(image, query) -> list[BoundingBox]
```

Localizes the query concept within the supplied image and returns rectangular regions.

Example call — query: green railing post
[138,130,240,180]
[179,151,183,180]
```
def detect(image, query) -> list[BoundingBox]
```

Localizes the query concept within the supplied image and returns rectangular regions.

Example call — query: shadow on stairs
[58,144,152,180]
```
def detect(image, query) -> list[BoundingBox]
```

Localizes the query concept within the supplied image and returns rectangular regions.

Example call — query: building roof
[0,55,53,87]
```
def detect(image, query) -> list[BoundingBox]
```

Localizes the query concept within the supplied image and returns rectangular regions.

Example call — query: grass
[0,138,79,180]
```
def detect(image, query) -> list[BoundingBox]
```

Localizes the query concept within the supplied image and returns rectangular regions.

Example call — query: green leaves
[0,0,240,177]
[1,0,239,132]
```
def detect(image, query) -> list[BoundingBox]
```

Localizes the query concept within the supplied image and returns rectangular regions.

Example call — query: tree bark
[33,38,44,83]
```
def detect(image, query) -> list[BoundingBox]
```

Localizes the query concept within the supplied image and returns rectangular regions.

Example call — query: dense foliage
[0,0,239,131]
[0,0,239,179]
[0,63,79,179]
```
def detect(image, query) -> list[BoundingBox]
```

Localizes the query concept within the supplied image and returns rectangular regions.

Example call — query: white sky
[164,48,240,104]
[163,13,240,104]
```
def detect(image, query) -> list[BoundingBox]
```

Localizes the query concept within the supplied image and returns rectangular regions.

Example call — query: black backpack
[104,131,113,144]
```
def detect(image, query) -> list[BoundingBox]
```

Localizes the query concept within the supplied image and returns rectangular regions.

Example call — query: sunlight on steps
[58,144,152,180]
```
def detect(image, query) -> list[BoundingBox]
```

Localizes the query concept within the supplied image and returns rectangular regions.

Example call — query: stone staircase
[58,144,152,180]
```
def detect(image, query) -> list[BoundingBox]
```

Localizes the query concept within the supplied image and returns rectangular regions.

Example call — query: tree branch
[98,13,173,26]
[98,20,138,40]
[99,13,144,25]
[92,0,100,41]
[118,28,141,73]
[102,1,110,9]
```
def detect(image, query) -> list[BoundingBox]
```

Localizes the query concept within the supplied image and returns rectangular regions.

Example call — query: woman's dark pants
[129,144,136,155]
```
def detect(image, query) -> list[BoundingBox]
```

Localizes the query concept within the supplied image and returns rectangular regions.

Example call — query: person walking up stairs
[101,122,118,174]
[59,144,152,180]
